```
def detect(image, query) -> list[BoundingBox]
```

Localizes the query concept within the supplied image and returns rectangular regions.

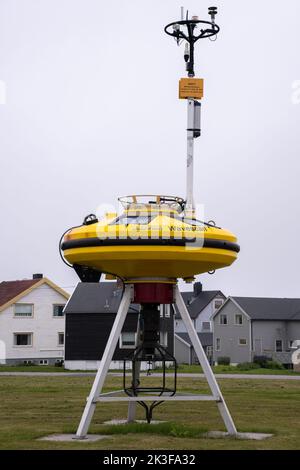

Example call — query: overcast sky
[0,0,299,297]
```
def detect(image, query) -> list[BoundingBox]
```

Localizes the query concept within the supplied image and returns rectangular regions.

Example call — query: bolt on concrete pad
[206,431,273,440]
[39,434,109,442]
[103,419,166,425]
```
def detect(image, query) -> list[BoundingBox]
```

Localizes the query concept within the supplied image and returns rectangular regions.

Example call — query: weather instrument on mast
[165,7,219,215]
[60,6,239,438]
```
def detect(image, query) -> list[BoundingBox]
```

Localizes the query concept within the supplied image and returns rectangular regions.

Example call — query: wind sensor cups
[164,7,219,76]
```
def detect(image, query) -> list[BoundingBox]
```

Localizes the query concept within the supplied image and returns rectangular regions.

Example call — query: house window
[216,338,221,351]
[275,340,283,352]
[214,299,224,311]
[119,332,136,349]
[14,304,33,317]
[53,305,65,317]
[202,321,211,331]
[239,338,247,346]
[58,332,64,346]
[219,314,227,325]
[39,359,48,365]
[164,305,171,318]
[160,305,170,318]
[289,340,295,348]
[235,314,243,325]
[14,333,32,346]
[160,331,168,347]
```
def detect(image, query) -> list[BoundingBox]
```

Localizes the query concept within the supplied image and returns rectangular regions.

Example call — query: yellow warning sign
[179,78,204,99]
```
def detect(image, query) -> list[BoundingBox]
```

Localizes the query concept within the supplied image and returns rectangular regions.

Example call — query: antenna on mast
[164,6,220,216]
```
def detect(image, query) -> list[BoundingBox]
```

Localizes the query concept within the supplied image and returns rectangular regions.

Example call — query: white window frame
[202,321,211,332]
[219,314,228,325]
[53,304,65,318]
[39,359,49,365]
[215,337,221,351]
[289,340,294,349]
[160,331,168,347]
[14,303,34,318]
[238,338,247,346]
[235,314,243,325]
[119,332,137,349]
[275,339,283,352]
[58,332,64,346]
[160,305,171,318]
[214,299,224,311]
[13,332,33,347]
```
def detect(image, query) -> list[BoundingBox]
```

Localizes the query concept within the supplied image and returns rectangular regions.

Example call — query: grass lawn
[0,364,299,375]
[0,374,300,449]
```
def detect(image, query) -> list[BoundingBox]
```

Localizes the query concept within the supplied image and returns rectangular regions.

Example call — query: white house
[174,282,226,364]
[174,283,225,334]
[0,274,69,365]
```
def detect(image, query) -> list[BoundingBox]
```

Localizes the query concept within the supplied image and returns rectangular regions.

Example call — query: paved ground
[0,371,300,380]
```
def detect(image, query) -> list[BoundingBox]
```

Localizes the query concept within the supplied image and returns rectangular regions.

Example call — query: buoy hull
[63,244,237,279]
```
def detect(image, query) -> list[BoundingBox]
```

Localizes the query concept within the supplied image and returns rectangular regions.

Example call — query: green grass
[0,363,299,375]
[0,374,300,449]
[0,365,70,373]
[100,422,209,438]
[154,363,300,375]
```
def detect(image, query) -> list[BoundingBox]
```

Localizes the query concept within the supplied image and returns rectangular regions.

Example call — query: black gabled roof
[232,297,300,321]
[175,332,213,347]
[174,290,225,319]
[64,282,139,314]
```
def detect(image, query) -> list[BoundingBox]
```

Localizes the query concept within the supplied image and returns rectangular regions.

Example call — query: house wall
[251,320,287,356]
[213,300,251,364]
[174,335,191,364]
[175,317,195,333]
[195,295,225,333]
[175,294,225,334]
[286,322,300,344]
[64,311,174,369]
[0,284,67,364]
[65,312,139,361]
[252,320,300,359]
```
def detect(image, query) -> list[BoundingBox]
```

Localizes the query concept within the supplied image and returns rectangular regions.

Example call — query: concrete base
[103,419,166,425]
[39,434,109,442]
[206,431,273,440]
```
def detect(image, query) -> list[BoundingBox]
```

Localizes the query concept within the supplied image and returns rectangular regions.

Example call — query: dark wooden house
[64,282,174,370]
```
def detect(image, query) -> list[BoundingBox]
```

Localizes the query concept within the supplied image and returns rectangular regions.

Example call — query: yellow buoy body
[61,196,239,280]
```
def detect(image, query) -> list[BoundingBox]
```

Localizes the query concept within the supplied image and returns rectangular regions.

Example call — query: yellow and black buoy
[61,6,239,437]
[61,194,239,282]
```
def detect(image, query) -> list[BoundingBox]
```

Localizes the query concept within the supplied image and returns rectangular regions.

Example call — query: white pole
[75,284,132,438]
[185,99,195,216]
[174,286,237,435]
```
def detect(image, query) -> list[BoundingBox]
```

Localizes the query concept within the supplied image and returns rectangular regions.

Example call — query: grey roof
[232,297,300,321]
[174,290,224,319]
[64,282,139,314]
[175,332,213,347]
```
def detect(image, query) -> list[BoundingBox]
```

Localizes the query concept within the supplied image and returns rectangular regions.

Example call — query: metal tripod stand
[74,284,237,438]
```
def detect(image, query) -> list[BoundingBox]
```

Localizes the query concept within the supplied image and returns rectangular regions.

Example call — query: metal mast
[164,7,219,216]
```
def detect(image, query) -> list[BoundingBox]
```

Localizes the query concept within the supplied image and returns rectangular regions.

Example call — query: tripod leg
[127,360,141,423]
[174,286,237,435]
[75,284,132,438]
